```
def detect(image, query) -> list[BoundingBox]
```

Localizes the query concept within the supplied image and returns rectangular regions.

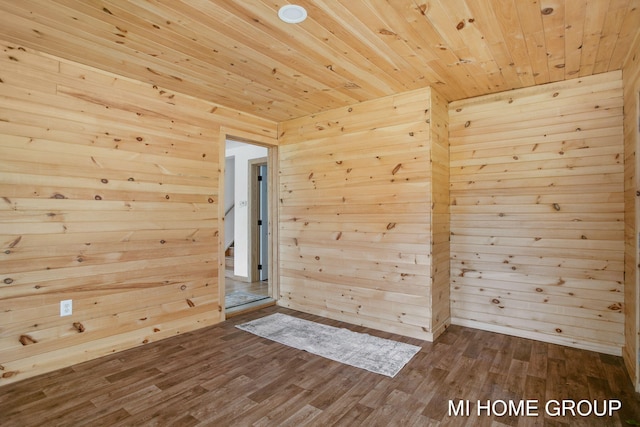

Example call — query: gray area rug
[236,313,421,377]
[225,291,269,309]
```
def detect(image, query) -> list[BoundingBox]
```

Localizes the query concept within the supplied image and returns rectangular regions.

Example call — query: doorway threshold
[226,298,276,318]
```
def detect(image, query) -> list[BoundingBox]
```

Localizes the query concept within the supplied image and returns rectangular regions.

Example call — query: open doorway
[222,138,276,316]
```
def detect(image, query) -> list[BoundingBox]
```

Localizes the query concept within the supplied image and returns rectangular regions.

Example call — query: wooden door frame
[218,127,278,320]
[248,157,268,284]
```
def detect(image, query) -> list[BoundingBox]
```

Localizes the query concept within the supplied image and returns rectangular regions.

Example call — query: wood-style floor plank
[1,305,639,426]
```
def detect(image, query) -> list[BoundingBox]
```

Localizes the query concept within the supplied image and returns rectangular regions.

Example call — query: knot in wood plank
[19,335,37,346]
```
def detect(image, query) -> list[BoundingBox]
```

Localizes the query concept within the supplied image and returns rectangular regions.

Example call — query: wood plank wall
[449,71,625,355]
[277,87,449,341]
[0,40,277,385]
[623,33,640,392]
[429,89,450,337]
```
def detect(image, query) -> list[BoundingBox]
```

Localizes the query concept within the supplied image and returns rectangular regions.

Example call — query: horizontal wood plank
[0,40,276,385]
[449,72,625,354]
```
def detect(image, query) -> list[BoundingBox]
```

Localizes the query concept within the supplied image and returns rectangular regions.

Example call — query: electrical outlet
[60,300,72,317]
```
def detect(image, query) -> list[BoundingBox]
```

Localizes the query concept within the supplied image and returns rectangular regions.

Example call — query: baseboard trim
[451,317,622,356]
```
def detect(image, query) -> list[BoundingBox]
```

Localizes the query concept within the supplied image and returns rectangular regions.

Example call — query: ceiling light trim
[278,5,307,24]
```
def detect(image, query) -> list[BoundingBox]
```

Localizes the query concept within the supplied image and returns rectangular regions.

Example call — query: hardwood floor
[224,277,273,316]
[1,306,639,426]
[225,277,269,297]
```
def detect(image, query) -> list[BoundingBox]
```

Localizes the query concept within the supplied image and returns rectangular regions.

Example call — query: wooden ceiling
[0,0,638,122]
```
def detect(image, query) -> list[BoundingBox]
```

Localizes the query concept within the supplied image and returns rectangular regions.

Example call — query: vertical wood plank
[622,29,640,392]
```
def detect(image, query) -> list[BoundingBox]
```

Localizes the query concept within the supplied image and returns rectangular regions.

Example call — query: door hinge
[258,219,262,226]
[258,175,263,181]
[258,264,263,270]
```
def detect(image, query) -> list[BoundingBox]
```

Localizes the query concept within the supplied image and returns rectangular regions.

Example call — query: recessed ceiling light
[278,5,307,24]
